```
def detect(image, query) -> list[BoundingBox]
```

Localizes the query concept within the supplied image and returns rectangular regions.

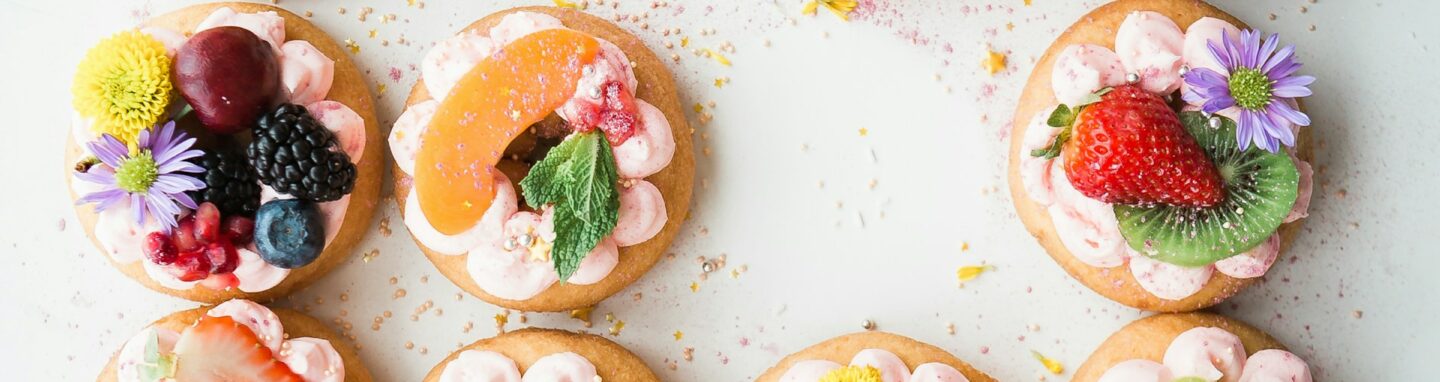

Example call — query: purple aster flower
[76,121,205,232]
[1183,30,1315,152]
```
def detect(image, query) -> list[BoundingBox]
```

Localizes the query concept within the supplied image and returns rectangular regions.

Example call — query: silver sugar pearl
[588,86,603,99]
[517,233,534,247]
[701,261,715,273]
[1178,64,1190,76]
[861,319,876,330]
[502,237,518,251]
[1207,116,1223,129]
[1126,72,1141,84]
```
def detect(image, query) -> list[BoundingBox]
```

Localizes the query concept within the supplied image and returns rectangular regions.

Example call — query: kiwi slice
[1114,112,1299,267]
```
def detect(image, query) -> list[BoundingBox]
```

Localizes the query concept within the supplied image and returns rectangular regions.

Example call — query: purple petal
[1271,75,1315,97]
[1264,112,1297,147]
[1262,45,1296,75]
[157,160,203,175]
[1235,110,1258,151]
[1257,33,1280,70]
[1184,67,1228,89]
[172,191,199,210]
[1183,89,1207,105]
[77,188,124,209]
[1243,111,1280,153]
[1208,33,1234,73]
[131,193,147,226]
[153,174,206,193]
[153,136,195,164]
[1268,61,1303,81]
[1241,30,1262,68]
[1267,100,1312,126]
[158,148,203,169]
[75,168,116,185]
[135,128,152,150]
[89,136,129,168]
[146,190,181,217]
[1203,95,1236,114]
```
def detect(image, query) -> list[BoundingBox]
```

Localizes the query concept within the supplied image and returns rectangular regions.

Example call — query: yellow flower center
[819,365,884,382]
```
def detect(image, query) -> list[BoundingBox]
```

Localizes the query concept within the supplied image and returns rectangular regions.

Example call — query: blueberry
[254,199,324,269]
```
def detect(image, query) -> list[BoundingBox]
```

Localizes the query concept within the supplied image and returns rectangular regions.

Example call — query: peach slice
[415,29,600,235]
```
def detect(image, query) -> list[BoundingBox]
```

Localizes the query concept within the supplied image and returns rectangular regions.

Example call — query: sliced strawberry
[1056,85,1225,207]
[571,81,638,145]
[173,315,303,382]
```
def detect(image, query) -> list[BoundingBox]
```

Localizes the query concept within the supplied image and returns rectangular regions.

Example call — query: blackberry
[193,150,261,216]
[248,104,356,202]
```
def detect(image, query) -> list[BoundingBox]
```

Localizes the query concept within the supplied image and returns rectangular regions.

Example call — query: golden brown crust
[1072,312,1288,381]
[755,332,995,382]
[64,2,382,303]
[1006,0,1313,312]
[421,328,658,382]
[97,304,373,382]
[392,6,695,312]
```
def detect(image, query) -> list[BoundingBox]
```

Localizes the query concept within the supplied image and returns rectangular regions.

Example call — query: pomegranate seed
[170,250,211,282]
[205,241,239,274]
[598,109,637,146]
[194,202,222,244]
[223,216,256,245]
[172,216,200,252]
[142,232,178,265]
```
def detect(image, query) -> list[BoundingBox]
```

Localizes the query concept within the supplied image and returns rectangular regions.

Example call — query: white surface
[0,0,1436,380]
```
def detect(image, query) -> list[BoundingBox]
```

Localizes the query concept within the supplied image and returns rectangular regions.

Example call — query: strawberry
[173,315,303,382]
[571,81,638,146]
[1034,85,1224,207]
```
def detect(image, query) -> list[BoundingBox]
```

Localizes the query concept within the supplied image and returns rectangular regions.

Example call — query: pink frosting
[567,237,618,285]
[115,301,343,382]
[1181,17,1241,96]
[1163,327,1246,382]
[140,27,186,57]
[1046,159,1128,268]
[1097,359,1172,382]
[194,7,285,57]
[401,173,516,255]
[1285,156,1313,223]
[1239,350,1313,382]
[1214,235,1280,279]
[779,349,969,382]
[613,180,667,247]
[278,338,346,382]
[388,100,437,176]
[521,352,599,382]
[439,350,522,382]
[556,38,640,129]
[282,41,335,106]
[421,30,498,100]
[1051,44,1126,106]
[305,101,366,161]
[465,210,560,300]
[234,246,289,293]
[1114,11,1185,94]
[489,12,565,46]
[1129,255,1212,300]
[613,100,677,179]
[1101,327,1310,382]
[1019,114,1060,205]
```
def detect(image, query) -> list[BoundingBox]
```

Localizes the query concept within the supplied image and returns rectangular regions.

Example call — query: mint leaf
[136,330,174,382]
[518,131,620,280]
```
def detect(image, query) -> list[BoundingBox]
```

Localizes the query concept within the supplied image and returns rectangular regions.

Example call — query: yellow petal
[1031,351,1064,374]
[553,0,579,9]
[956,265,994,282]
[704,49,731,66]
[802,0,819,16]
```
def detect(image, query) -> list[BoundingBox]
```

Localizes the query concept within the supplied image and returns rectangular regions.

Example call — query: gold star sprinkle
[344,39,360,54]
[983,49,1007,75]
[553,0,579,9]
[1032,351,1064,374]
[689,281,700,292]
[713,77,728,88]
[956,265,995,283]
[693,103,704,113]
[377,83,387,94]
[802,0,858,21]
[673,330,684,341]
[368,29,377,38]
[858,127,869,136]
[609,320,626,336]
[1006,22,1015,31]
[407,0,417,6]
[680,37,689,48]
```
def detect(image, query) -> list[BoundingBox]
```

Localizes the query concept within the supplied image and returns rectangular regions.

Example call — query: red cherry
[172,216,201,252]
[223,215,255,245]
[204,241,240,274]
[143,232,178,265]
[194,202,222,244]
[170,250,212,282]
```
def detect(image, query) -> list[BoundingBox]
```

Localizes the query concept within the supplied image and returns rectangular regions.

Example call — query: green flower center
[115,151,158,193]
[1228,68,1273,110]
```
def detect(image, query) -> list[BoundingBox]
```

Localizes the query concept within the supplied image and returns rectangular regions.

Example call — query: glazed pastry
[98,299,372,381]
[757,331,995,382]
[389,6,694,312]
[1073,312,1312,382]
[1007,0,1316,311]
[423,328,658,382]
[65,2,381,303]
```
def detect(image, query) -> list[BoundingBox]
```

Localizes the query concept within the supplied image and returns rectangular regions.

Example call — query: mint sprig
[136,330,175,382]
[1030,87,1112,159]
[519,131,620,281]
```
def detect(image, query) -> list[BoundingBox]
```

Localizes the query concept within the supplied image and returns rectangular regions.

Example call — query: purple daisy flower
[1183,29,1315,152]
[76,121,205,231]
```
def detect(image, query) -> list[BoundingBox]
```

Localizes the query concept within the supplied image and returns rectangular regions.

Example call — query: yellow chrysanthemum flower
[819,365,884,382]
[72,30,172,144]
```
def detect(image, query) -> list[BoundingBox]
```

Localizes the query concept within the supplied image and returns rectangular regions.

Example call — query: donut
[64,2,382,303]
[389,6,695,312]
[97,300,372,381]
[757,331,995,382]
[1073,312,1312,382]
[1007,0,1315,311]
[422,328,658,382]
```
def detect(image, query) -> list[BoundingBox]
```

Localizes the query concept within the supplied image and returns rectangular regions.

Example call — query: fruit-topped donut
[388,6,694,312]
[1072,313,1312,382]
[757,332,996,382]
[65,2,381,303]
[422,328,659,382]
[1007,0,1315,311]
[98,299,373,382]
